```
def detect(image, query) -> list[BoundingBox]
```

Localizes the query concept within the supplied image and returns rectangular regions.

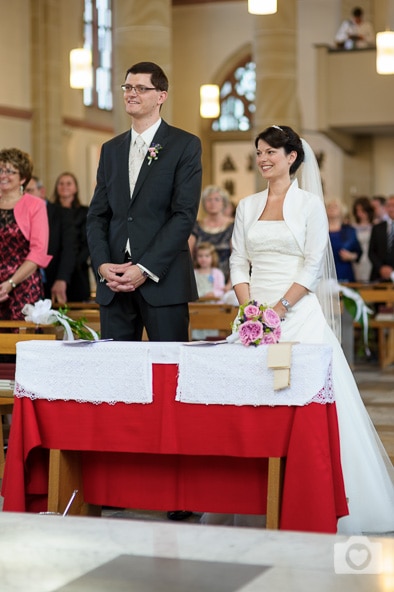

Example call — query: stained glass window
[83,0,112,110]
[211,59,256,132]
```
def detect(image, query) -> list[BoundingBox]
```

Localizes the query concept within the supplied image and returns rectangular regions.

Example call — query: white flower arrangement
[22,299,99,341]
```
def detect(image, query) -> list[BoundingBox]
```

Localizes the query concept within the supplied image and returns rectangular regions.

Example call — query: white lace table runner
[176,343,334,406]
[14,340,181,404]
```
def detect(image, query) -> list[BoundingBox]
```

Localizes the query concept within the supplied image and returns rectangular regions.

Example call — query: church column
[112,0,172,134]
[252,0,301,133]
[30,0,63,186]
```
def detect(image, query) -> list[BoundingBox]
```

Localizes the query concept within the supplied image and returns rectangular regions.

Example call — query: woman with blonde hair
[326,197,362,282]
[193,242,225,300]
[189,185,233,284]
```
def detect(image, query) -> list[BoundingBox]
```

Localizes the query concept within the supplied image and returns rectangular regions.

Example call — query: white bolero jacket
[230,179,329,293]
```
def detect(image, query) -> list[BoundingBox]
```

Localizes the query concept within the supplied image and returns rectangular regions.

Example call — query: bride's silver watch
[280,298,291,312]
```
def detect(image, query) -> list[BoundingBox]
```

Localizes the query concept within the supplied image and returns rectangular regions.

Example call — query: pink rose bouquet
[232,299,281,347]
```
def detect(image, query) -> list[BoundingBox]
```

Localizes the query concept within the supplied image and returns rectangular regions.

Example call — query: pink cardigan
[14,193,52,267]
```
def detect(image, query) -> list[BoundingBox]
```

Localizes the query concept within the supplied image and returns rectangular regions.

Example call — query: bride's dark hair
[255,125,304,175]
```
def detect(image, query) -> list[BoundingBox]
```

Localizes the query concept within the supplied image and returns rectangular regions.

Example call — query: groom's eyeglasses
[121,84,157,95]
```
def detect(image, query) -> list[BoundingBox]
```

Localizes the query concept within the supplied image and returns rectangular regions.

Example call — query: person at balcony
[0,148,51,319]
[368,194,394,283]
[351,196,374,283]
[52,172,91,302]
[224,125,394,534]
[188,185,234,286]
[335,6,375,50]
[326,197,362,283]
[26,175,76,305]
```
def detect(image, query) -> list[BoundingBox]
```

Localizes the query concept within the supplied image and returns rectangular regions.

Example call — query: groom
[87,62,202,522]
[87,62,202,342]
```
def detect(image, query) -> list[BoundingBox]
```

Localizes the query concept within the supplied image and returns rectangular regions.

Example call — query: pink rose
[261,331,278,344]
[262,308,281,328]
[273,325,282,341]
[238,320,263,346]
[243,304,261,320]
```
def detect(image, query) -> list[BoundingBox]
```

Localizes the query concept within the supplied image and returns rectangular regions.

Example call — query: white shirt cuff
[137,264,159,283]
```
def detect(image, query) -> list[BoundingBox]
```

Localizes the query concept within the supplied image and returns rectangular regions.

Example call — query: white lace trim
[14,340,334,406]
[176,343,334,406]
[15,341,180,405]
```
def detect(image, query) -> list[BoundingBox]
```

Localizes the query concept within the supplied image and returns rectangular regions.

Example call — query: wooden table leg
[48,449,101,516]
[266,457,285,529]
[0,401,14,479]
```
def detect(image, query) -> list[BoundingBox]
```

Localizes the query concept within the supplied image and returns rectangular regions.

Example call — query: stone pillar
[30,0,63,187]
[252,0,301,134]
[112,0,172,134]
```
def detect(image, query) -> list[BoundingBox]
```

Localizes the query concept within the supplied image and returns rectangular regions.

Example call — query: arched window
[83,0,113,110]
[211,59,256,132]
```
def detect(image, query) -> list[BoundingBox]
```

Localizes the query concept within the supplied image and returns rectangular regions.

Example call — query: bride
[229,125,394,534]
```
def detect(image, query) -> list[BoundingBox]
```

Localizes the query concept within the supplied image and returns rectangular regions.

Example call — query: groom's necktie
[129,135,146,196]
[126,135,146,256]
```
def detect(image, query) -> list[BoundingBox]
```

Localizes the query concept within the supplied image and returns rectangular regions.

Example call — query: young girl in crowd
[194,242,225,300]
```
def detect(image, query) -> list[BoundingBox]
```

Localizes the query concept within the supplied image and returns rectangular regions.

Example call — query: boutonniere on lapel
[147,143,162,165]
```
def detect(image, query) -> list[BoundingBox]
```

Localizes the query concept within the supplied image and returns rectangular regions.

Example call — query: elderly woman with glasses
[0,148,51,319]
[188,185,234,286]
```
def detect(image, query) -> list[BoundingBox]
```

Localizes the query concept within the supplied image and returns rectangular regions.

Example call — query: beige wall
[172,2,253,136]
[1,0,394,208]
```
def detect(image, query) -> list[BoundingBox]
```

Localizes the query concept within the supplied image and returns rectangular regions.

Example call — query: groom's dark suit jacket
[87,120,202,307]
[368,220,394,281]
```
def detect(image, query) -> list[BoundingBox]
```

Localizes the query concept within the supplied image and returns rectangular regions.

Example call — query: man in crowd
[369,195,394,282]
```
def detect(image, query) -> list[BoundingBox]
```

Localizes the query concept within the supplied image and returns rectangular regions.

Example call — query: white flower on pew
[22,298,56,324]
[338,284,374,356]
[21,299,99,341]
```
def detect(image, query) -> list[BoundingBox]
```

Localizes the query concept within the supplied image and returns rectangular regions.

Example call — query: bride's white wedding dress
[248,220,394,534]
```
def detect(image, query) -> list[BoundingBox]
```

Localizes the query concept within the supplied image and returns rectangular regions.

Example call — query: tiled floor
[1,357,394,529]
[354,358,394,463]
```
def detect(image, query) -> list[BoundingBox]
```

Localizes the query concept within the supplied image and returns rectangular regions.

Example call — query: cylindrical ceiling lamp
[200,85,220,118]
[248,0,277,15]
[69,48,93,89]
[376,31,394,74]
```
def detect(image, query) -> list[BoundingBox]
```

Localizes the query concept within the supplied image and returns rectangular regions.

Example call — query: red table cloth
[1,363,348,532]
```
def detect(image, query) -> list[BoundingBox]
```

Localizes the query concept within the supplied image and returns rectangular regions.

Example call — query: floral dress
[0,208,43,320]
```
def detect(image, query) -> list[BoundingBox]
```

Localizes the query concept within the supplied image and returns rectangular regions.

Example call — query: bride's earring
[20,184,24,195]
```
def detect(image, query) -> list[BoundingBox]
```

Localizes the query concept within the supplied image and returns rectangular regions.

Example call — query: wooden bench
[188,302,238,339]
[55,301,236,341]
[345,284,394,368]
